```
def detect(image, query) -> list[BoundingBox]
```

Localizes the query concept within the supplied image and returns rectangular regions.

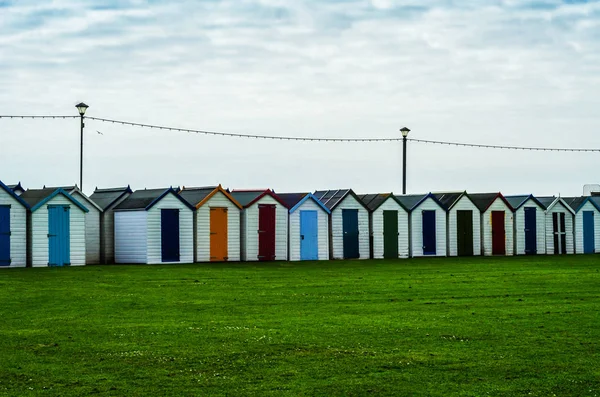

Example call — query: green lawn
[1,256,599,396]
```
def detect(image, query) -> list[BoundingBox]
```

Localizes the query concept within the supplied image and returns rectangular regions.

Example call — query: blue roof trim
[513,194,546,210]
[289,193,331,214]
[146,187,196,211]
[31,188,89,213]
[0,180,30,209]
[575,197,600,213]
[412,192,447,212]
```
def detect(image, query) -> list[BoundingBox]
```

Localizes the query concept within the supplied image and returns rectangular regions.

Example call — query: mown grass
[1,256,599,396]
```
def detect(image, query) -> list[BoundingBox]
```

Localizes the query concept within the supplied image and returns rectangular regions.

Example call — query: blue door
[342,209,360,259]
[0,206,10,266]
[422,210,436,255]
[524,207,537,255]
[48,206,70,266]
[161,209,180,262]
[583,211,595,254]
[300,210,318,260]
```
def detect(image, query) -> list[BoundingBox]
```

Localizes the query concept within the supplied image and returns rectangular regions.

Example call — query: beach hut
[313,189,370,260]
[7,182,25,196]
[358,193,409,259]
[469,193,514,256]
[563,196,600,254]
[113,188,194,264]
[20,188,88,267]
[45,185,103,265]
[230,189,289,261]
[537,197,575,255]
[0,180,29,268]
[90,186,133,264]
[396,193,447,257]
[179,185,242,262]
[505,195,546,255]
[278,193,330,261]
[433,192,481,257]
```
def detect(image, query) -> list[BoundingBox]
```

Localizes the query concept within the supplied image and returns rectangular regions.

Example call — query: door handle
[301,235,304,240]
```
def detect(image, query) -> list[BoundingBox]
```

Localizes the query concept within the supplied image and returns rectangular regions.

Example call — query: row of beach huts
[0,180,599,268]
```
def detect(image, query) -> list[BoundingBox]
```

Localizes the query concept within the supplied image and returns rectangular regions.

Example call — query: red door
[491,211,506,255]
[258,204,276,261]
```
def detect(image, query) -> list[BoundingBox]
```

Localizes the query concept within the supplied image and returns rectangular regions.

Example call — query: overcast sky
[1,0,599,197]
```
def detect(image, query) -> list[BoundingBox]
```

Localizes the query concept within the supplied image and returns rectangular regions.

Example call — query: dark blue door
[342,209,359,259]
[422,210,436,255]
[524,207,537,255]
[300,210,318,260]
[0,206,10,266]
[583,211,595,254]
[48,206,70,266]
[161,209,180,262]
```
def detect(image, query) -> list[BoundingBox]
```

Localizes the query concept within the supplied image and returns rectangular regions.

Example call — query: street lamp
[76,102,89,190]
[400,127,410,194]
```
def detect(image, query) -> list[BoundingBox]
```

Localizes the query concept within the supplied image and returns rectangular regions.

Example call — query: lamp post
[400,127,410,194]
[76,102,89,190]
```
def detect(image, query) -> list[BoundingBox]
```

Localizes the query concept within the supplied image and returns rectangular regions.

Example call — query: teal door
[48,206,70,266]
[583,211,595,254]
[0,206,10,266]
[342,209,360,259]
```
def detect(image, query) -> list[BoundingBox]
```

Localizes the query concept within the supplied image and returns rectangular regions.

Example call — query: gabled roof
[179,185,242,209]
[357,193,408,212]
[536,196,576,215]
[504,194,546,210]
[0,180,30,208]
[562,196,600,213]
[394,193,445,212]
[20,188,89,213]
[229,189,289,209]
[44,185,103,213]
[114,187,195,211]
[278,193,331,214]
[313,189,368,211]
[431,191,468,211]
[90,186,133,210]
[7,182,25,194]
[468,192,513,212]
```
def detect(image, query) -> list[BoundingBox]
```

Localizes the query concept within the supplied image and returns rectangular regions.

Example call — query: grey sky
[1,0,599,196]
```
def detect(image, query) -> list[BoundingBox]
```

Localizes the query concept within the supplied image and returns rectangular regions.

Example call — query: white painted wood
[114,211,147,264]
[0,188,27,268]
[544,202,574,255]
[447,196,481,257]
[481,199,514,256]
[289,198,330,261]
[330,194,370,260]
[30,195,87,267]
[574,201,600,254]
[70,191,101,265]
[241,195,288,261]
[146,193,194,264]
[513,199,546,255]
[371,198,409,259]
[195,191,241,262]
[100,193,131,264]
[410,197,447,257]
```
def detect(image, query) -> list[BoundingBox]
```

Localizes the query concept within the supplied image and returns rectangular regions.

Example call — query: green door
[383,210,399,259]
[457,210,473,256]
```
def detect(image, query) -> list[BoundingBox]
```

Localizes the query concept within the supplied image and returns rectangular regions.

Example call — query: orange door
[210,207,228,261]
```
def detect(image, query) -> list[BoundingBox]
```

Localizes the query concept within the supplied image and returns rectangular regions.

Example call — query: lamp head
[400,127,410,138]
[76,102,89,116]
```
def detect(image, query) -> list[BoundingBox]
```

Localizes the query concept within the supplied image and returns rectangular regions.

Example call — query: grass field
[1,256,599,396]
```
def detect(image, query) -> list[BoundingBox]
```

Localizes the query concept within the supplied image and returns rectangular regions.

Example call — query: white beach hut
[469,193,514,256]
[396,193,447,258]
[433,192,481,257]
[563,196,600,254]
[0,180,29,268]
[505,195,546,255]
[537,196,575,255]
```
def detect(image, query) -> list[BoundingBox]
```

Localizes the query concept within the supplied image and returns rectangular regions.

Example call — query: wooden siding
[31,195,86,267]
[289,198,329,261]
[544,202,574,255]
[574,201,600,254]
[146,193,194,264]
[242,195,288,261]
[0,188,27,267]
[195,191,241,262]
[371,198,409,259]
[100,193,130,264]
[513,199,546,255]
[410,197,447,257]
[71,191,100,265]
[481,199,514,256]
[448,196,481,257]
[114,211,147,263]
[331,194,370,259]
